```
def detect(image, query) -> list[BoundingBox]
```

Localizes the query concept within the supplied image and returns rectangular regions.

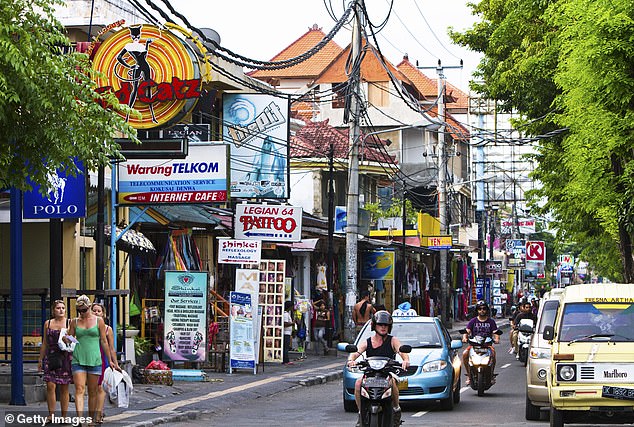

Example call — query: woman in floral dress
[38,300,73,423]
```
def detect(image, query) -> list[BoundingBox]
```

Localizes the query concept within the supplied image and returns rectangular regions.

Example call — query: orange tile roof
[397,57,468,109]
[315,40,415,87]
[249,25,343,81]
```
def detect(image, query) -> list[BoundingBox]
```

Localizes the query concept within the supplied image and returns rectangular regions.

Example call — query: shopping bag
[57,328,76,352]
[102,367,118,401]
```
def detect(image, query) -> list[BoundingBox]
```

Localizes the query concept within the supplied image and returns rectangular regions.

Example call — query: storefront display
[258,259,286,363]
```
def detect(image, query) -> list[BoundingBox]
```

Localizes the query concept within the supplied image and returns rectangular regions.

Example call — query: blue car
[337,316,463,411]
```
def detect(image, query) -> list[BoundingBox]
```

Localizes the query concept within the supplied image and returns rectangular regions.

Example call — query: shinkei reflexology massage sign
[92,24,202,129]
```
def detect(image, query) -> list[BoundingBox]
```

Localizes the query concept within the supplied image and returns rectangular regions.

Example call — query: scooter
[459,328,503,396]
[345,344,411,427]
[516,319,534,366]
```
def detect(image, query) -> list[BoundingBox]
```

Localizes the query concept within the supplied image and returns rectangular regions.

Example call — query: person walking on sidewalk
[65,295,121,422]
[38,300,73,424]
[91,302,117,424]
[312,299,330,355]
[352,290,375,335]
[282,301,294,365]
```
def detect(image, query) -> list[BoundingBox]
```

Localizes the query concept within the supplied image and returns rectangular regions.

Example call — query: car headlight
[530,348,551,359]
[368,359,388,370]
[422,360,447,372]
[557,364,576,382]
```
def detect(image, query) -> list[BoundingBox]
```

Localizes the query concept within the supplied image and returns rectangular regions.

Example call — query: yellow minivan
[543,283,634,427]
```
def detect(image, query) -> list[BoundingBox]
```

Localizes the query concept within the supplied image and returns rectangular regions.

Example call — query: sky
[164,0,483,92]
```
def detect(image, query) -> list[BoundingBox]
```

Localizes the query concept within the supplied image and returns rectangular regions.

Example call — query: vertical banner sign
[222,94,290,199]
[258,259,286,363]
[229,291,257,373]
[23,161,86,219]
[235,268,261,364]
[163,271,208,362]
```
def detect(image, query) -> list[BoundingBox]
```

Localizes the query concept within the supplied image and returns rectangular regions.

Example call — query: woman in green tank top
[65,295,121,423]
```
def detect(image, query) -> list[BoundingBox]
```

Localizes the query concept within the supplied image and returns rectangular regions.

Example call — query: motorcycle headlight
[530,348,551,359]
[422,360,447,372]
[368,359,388,370]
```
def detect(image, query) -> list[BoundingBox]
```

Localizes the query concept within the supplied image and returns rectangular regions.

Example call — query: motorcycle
[516,319,534,366]
[345,344,411,427]
[459,328,503,396]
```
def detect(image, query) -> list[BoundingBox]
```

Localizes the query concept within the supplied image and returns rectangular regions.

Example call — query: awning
[103,225,156,254]
[277,238,320,252]
[128,205,221,228]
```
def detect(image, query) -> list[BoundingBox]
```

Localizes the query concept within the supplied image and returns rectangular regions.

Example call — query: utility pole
[344,1,363,343]
[327,143,335,347]
[437,61,450,328]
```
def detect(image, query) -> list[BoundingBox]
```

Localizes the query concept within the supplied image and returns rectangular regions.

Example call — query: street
[156,346,617,427]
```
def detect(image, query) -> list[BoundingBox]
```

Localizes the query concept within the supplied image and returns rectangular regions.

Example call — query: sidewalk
[0,316,509,426]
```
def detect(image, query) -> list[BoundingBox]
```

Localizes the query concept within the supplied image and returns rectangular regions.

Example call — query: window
[368,82,390,107]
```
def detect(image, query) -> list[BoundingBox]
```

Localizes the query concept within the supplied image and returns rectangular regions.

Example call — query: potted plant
[134,336,155,367]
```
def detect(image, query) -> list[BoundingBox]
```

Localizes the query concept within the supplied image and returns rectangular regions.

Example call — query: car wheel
[453,374,461,404]
[525,394,541,420]
[343,397,357,413]
[550,407,564,427]
[440,375,455,410]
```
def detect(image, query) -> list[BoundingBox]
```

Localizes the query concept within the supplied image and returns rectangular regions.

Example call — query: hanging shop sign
[500,217,536,235]
[117,144,229,205]
[234,203,302,242]
[23,160,86,219]
[526,240,546,262]
[222,94,290,199]
[425,236,452,249]
[164,124,210,142]
[361,250,395,281]
[92,24,202,129]
[163,271,208,363]
[334,206,347,233]
[229,291,257,373]
[217,238,262,265]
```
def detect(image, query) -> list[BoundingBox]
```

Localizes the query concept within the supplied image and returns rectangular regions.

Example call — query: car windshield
[558,302,634,342]
[356,321,442,348]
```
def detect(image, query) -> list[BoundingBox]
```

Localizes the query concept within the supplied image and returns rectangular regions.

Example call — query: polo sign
[234,204,302,242]
[23,161,86,219]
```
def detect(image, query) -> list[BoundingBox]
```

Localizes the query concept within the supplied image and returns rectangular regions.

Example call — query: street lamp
[343,119,441,342]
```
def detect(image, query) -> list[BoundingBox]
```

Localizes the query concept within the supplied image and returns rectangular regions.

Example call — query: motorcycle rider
[462,301,500,385]
[347,310,410,427]
[510,297,537,358]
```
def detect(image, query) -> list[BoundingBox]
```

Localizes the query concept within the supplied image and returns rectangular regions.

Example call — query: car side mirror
[543,325,554,340]
[450,339,463,350]
[337,342,349,352]
[399,345,412,354]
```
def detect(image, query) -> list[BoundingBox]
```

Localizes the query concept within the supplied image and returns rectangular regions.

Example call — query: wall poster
[229,291,256,374]
[258,259,286,363]
[163,271,208,362]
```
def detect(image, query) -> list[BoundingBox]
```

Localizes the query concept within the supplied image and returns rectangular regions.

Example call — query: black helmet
[475,300,489,313]
[371,310,393,333]
[520,297,530,306]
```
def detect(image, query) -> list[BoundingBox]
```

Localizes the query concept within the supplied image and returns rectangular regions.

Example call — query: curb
[298,371,342,386]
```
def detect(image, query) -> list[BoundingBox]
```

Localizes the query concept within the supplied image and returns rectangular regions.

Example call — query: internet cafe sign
[92,24,202,129]
[117,144,229,205]
[234,203,302,242]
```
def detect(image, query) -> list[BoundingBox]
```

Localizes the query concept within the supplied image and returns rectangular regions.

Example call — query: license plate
[602,386,634,400]
[364,377,389,388]
[397,378,408,391]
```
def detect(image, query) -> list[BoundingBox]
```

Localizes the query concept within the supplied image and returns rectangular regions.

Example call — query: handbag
[48,351,63,370]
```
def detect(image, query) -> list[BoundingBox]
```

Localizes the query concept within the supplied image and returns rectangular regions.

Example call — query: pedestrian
[500,290,508,317]
[38,299,73,424]
[312,299,330,355]
[91,302,117,424]
[352,290,375,335]
[282,301,294,365]
[65,295,120,422]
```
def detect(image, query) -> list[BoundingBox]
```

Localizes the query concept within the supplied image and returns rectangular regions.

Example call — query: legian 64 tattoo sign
[234,203,302,242]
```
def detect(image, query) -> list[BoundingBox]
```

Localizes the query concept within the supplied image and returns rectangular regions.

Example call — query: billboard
[92,24,202,129]
[222,94,290,199]
[117,144,229,205]
[361,250,395,281]
[234,203,302,242]
[23,161,86,219]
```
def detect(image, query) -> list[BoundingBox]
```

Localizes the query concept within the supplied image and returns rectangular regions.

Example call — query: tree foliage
[451,0,634,280]
[0,0,136,191]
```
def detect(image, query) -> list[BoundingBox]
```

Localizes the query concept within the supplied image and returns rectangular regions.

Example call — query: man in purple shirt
[461,301,500,385]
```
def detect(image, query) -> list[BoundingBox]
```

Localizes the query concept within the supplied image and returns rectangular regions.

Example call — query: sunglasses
[77,307,89,314]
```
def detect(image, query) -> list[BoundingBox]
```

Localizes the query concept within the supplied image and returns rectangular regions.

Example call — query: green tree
[451,0,634,280]
[0,0,136,191]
